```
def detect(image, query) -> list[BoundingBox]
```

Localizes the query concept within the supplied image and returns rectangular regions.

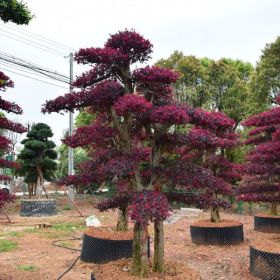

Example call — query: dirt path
[0,205,273,280]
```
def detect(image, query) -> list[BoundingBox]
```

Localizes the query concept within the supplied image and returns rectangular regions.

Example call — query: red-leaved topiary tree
[238,95,280,215]
[42,30,239,276]
[165,108,240,223]
[0,71,27,207]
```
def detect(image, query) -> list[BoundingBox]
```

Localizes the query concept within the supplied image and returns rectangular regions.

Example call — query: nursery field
[0,196,275,280]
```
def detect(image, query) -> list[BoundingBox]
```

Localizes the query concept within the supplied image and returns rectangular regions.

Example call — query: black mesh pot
[190,223,244,245]
[80,232,150,263]
[250,246,280,280]
[20,199,57,217]
[254,215,280,233]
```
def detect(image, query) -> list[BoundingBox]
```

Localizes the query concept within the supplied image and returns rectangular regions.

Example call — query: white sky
[0,0,279,147]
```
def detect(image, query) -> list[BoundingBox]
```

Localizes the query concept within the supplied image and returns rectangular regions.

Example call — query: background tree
[17,123,57,198]
[56,142,87,181]
[156,51,211,107]
[238,96,280,215]
[42,30,239,276]
[0,0,33,24]
[250,36,280,112]
[157,52,253,128]
[208,58,253,127]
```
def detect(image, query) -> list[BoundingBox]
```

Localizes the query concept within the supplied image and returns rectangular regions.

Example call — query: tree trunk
[36,176,43,197]
[32,182,36,196]
[36,166,44,197]
[28,184,32,198]
[132,222,148,277]
[153,219,164,272]
[270,203,278,216]
[116,205,128,231]
[211,207,221,223]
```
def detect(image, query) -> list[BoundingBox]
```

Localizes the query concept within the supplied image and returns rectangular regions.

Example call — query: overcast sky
[0,0,279,147]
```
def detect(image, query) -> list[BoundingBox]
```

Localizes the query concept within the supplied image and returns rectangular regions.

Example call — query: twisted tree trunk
[153,219,164,272]
[132,222,148,277]
[116,205,128,231]
[211,207,221,223]
[270,203,278,216]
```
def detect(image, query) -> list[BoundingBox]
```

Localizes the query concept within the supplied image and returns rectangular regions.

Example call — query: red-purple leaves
[0,71,25,207]
[113,94,152,116]
[243,107,280,127]
[0,190,15,207]
[129,191,170,225]
[96,194,132,212]
[0,136,11,150]
[0,71,14,91]
[188,108,235,131]
[63,122,115,148]
[187,128,236,149]
[0,117,27,133]
[239,96,280,204]
[42,80,124,113]
[75,47,129,65]
[73,66,107,88]
[149,105,189,125]
[133,66,179,84]
[0,159,20,169]
[105,30,153,63]
[0,97,23,114]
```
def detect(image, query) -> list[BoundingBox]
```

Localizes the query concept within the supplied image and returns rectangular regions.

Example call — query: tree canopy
[42,29,240,275]
[238,96,280,215]
[0,0,33,24]
[156,52,254,127]
[17,123,57,197]
[251,36,280,111]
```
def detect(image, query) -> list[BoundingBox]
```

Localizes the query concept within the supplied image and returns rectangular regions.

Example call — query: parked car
[0,184,11,194]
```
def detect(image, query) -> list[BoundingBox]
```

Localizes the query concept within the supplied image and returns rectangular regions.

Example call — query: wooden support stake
[60,185,84,217]
[1,206,11,223]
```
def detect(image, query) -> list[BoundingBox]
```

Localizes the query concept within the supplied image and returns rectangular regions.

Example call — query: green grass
[61,205,73,210]
[0,239,18,252]
[17,265,37,272]
[23,222,86,239]
[7,231,25,237]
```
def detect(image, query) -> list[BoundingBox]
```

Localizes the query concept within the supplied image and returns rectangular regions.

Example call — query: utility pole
[68,52,75,201]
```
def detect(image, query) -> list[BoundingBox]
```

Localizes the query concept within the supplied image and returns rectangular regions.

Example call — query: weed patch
[0,240,17,252]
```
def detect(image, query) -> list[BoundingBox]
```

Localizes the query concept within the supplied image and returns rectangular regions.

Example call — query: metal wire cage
[250,246,280,280]
[190,224,244,245]
[80,233,150,264]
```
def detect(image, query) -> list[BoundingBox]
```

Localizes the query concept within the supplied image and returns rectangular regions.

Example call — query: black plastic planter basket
[254,215,280,233]
[190,224,244,245]
[250,246,280,280]
[80,232,150,264]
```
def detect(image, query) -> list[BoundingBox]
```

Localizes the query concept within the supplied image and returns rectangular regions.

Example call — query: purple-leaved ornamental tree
[42,30,239,276]
[238,95,280,215]
[0,71,27,207]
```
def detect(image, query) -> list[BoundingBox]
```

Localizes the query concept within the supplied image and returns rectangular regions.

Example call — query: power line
[0,51,69,79]
[0,66,69,90]
[0,22,75,52]
[0,57,70,84]
[0,61,69,85]
[0,27,67,56]
[0,31,66,57]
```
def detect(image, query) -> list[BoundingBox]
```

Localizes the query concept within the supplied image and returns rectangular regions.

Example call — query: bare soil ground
[0,196,278,280]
